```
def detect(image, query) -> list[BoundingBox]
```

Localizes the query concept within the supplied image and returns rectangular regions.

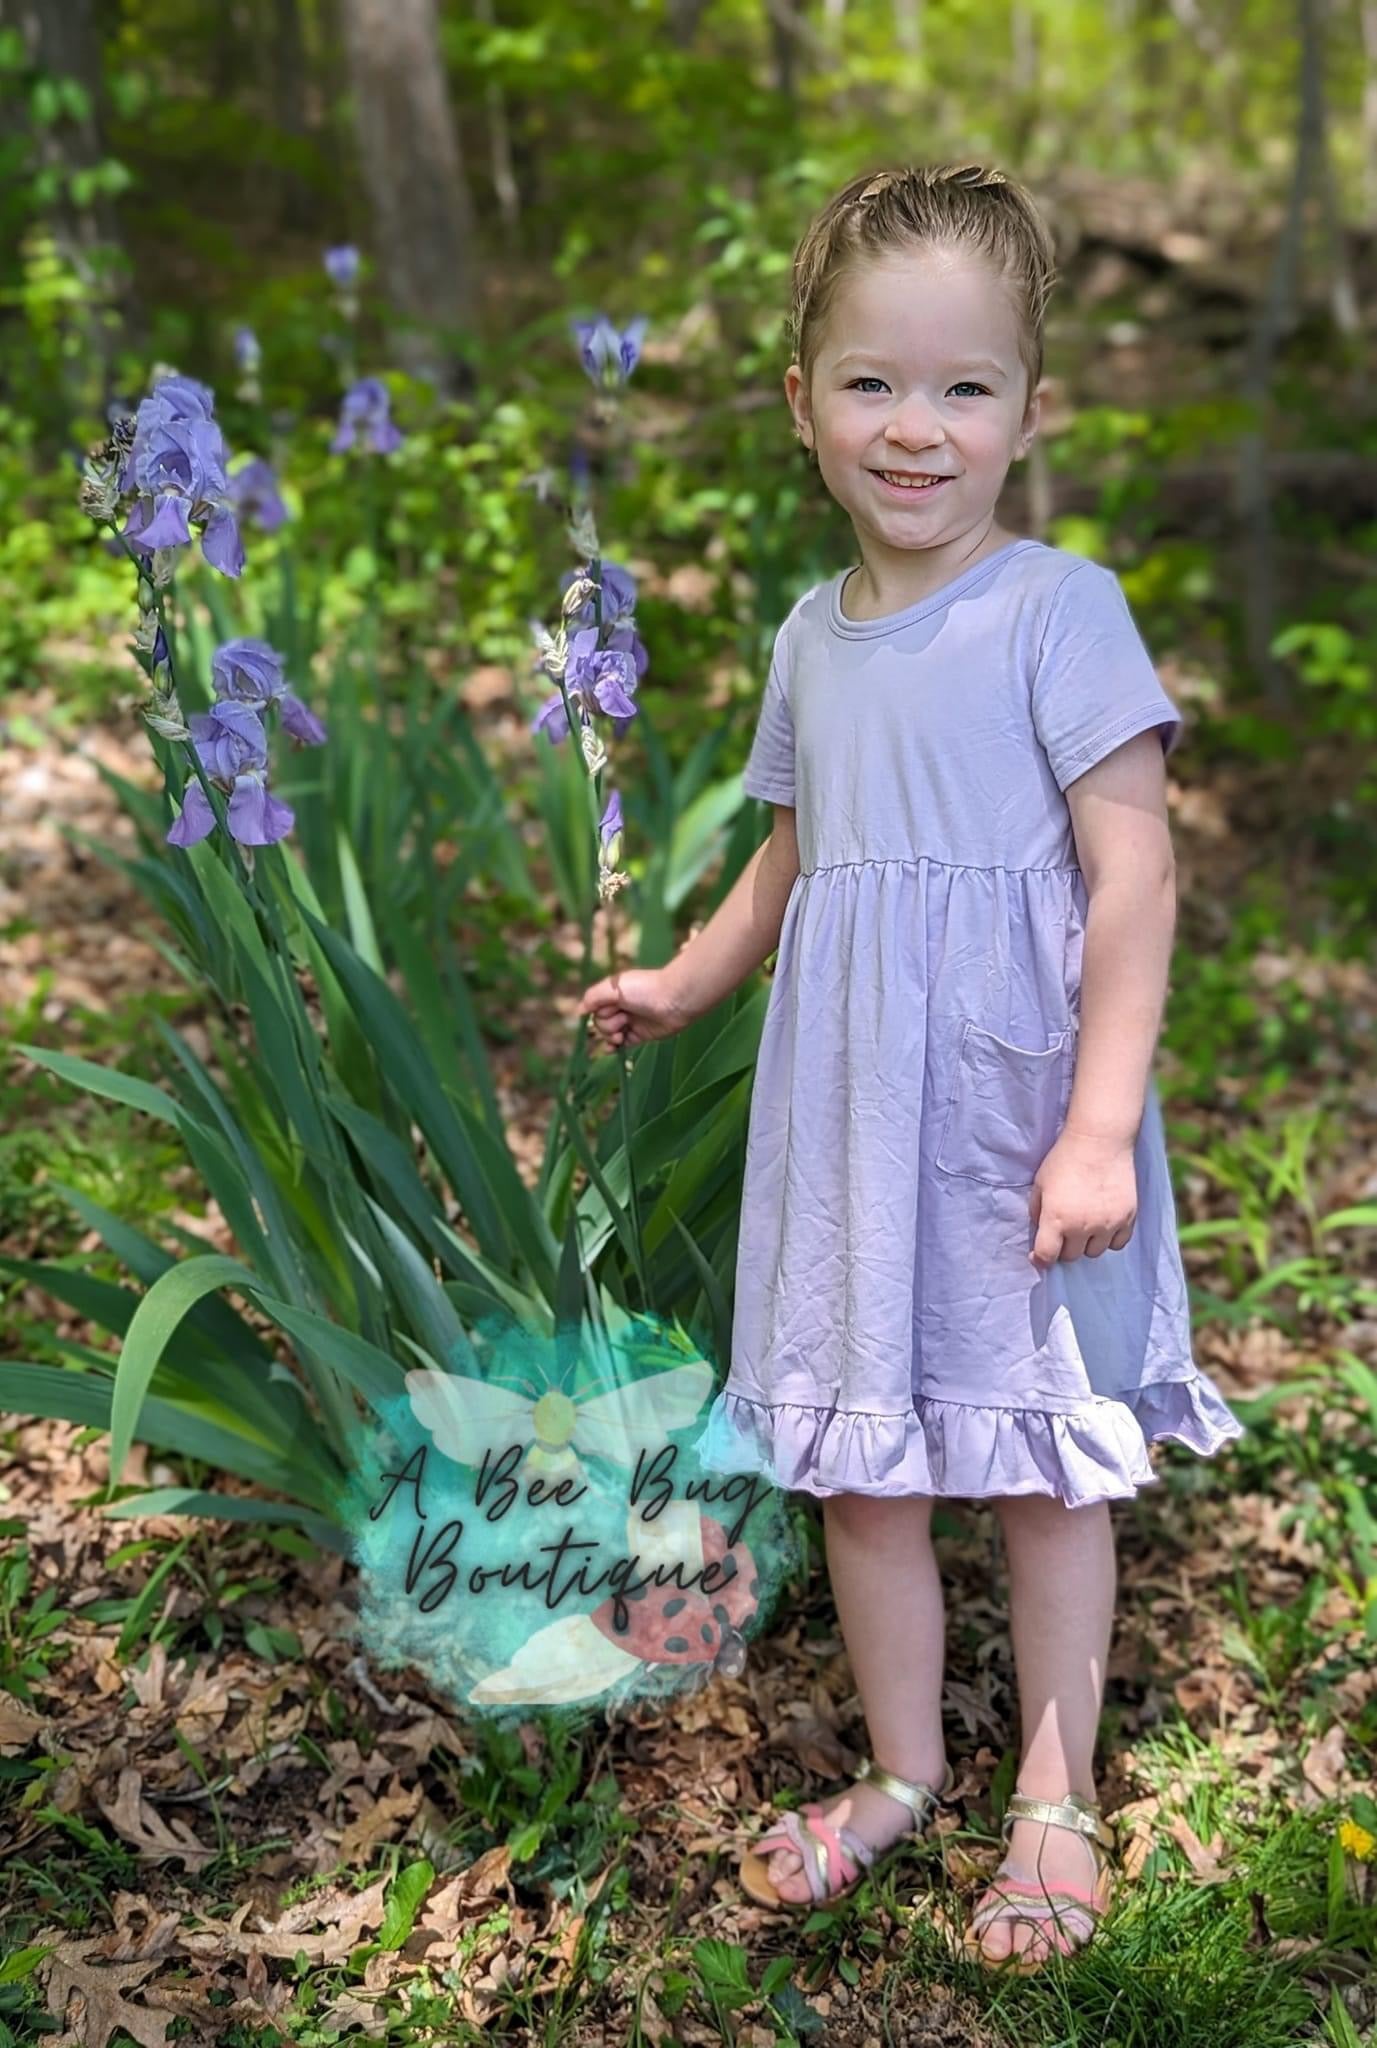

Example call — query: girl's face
[785,244,1041,569]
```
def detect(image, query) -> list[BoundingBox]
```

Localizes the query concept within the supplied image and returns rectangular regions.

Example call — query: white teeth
[879,471,943,488]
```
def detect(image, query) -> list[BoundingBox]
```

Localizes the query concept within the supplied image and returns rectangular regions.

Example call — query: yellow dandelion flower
[1338,1819,1376,1862]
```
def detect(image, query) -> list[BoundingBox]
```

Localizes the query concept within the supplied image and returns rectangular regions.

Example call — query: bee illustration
[404,1352,716,1490]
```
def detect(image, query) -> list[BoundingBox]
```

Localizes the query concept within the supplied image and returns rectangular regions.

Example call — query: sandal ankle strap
[1003,1790,1115,1854]
[856,1757,954,1821]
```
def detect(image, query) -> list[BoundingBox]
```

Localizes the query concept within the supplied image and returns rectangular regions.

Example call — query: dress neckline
[826,538,1041,638]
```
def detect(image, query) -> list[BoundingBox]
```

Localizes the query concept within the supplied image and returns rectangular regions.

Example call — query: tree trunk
[1008,2,1038,159]
[1364,0,1377,222]
[892,0,921,61]
[665,0,713,46]
[272,0,315,233]
[1312,20,1360,340]
[472,0,520,233]
[338,0,481,394]
[1234,0,1323,712]
[1023,431,1053,540]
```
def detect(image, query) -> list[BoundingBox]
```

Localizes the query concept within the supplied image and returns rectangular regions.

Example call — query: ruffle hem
[690,1378,1245,1510]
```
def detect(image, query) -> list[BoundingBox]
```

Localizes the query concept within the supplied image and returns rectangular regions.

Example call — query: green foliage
[434,1718,637,1894]
[2,487,786,1547]
[0,404,132,714]
[1164,894,1362,1109]
[0,1521,71,1704]
[1174,1107,1377,1330]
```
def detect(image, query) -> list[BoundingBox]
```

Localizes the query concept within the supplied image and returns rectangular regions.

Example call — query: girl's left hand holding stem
[1027,1124,1138,1269]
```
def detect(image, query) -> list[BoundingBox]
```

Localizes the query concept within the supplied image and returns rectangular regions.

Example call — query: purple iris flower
[599,787,623,852]
[530,690,576,745]
[279,693,328,745]
[167,770,295,849]
[119,376,243,577]
[233,326,261,374]
[528,692,569,749]
[227,456,289,533]
[606,622,649,683]
[530,627,641,746]
[570,315,648,390]
[212,637,286,708]
[188,699,268,781]
[324,244,360,290]
[211,635,327,745]
[331,376,403,455]
[565,627,639,721]
[135,375,217,431]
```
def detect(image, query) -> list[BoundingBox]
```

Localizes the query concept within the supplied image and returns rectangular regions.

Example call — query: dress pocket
[934,1020,1076,1189]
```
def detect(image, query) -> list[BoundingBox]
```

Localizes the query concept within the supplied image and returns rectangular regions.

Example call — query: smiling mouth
[871,470,953,491]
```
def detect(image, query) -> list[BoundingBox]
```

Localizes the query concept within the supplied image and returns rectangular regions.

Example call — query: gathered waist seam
[798,855,1083,878]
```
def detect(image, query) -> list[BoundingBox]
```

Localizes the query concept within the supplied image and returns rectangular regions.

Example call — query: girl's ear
[1016,379,1045,458]
[784,363,814,450]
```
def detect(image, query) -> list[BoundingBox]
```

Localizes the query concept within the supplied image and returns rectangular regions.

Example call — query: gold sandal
[739,1757,956,1911]
[963,1790,1116,1972]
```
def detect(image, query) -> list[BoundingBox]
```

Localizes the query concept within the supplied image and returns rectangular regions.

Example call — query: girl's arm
[664,806,801,1022]
[1062,730,1177,1147]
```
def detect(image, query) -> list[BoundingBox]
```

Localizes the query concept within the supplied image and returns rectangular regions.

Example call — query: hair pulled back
[788,163,1059,413]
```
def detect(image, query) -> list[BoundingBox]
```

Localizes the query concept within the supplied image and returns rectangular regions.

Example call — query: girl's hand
[1028,1128,1138,1269]
[577,966,696,1050]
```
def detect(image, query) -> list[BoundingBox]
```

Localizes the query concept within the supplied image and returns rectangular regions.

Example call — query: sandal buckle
[1003,1790,1115,1854]
[856,1757,953,1824]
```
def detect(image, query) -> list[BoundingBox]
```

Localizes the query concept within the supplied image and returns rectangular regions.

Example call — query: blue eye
[847,377,990,397]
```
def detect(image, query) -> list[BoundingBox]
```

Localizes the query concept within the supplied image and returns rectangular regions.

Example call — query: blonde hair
[788,162,1059,415]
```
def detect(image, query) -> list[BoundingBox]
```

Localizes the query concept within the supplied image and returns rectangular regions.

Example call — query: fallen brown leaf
[334,1782,422,1866]
[0,1696,45,1749]
[320,1991,389,2032]
[94,1769,215,1871]
[1167,1812,1226,1880]
[40,1939,170,2048]
[179,1875,389,1966]
[1301,1724,1348,1800]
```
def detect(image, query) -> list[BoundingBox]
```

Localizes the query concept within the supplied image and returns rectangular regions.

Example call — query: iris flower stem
[108,528,255,895]
[539,543,650,1316]
[590,556,647,1310]
[589,556,647,1313]
[362,455,387,904]
[107,523,365,1468]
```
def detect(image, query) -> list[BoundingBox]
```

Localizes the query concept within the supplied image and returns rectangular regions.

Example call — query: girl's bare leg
[761,1492,950,1903]
[973,1493,1117,1962]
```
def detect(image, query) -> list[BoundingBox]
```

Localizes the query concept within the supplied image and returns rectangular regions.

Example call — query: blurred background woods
[0,0,1373,723]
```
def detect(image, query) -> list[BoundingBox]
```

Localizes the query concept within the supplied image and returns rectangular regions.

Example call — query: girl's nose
[885,407,945,450]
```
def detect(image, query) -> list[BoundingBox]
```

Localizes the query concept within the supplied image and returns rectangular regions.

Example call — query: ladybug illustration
[587,1512,759,1676]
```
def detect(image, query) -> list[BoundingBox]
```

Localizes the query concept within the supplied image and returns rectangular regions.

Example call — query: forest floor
[1,669,1375,2046]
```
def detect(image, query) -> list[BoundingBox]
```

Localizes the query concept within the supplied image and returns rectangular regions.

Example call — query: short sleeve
[1031,562,1183,793]
[741,622,796,804]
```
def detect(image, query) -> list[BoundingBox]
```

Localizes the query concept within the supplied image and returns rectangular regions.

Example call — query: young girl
[578,162,1243,1970]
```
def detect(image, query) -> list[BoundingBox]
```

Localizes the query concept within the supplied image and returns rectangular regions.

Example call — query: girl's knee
[993,1492,1112,1538]
[823,1489,936,1527]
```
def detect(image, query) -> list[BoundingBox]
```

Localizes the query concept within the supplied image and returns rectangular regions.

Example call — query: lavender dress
[691,538,1244,1509]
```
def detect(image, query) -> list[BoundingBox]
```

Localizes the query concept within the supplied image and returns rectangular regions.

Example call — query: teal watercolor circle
[338,1309,800,1727]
